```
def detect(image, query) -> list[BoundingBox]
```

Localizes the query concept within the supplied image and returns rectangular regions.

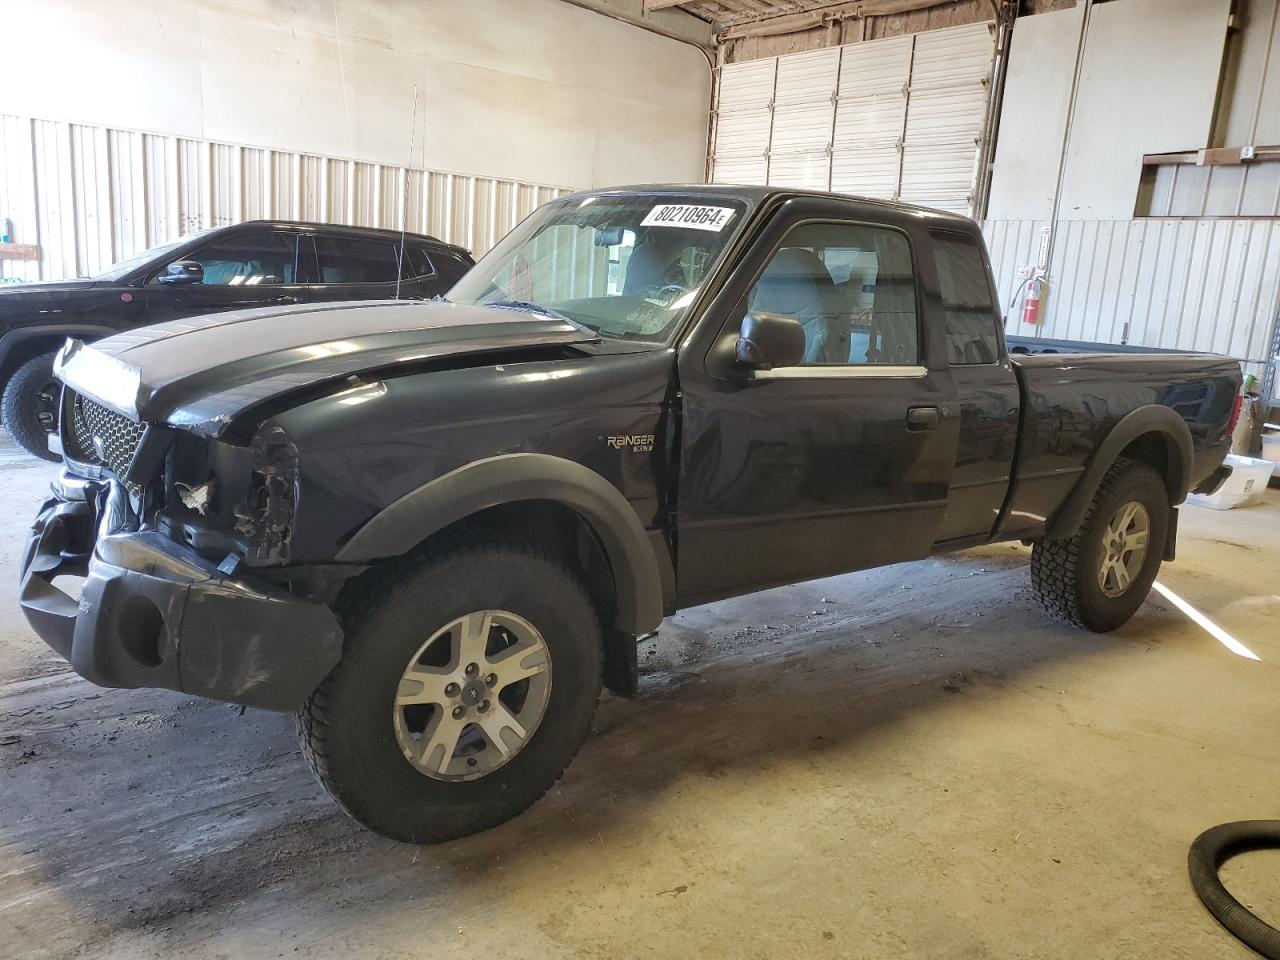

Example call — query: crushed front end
[19,381,344,711]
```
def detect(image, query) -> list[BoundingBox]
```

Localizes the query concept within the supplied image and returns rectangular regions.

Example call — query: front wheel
[1031,458,1169,632]
[1,351,61,462]
[296,533,603,842]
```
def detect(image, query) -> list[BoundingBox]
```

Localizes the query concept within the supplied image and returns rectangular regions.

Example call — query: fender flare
[1046,404,1193,540]
[335,453,665,635]
[0,324,120,370]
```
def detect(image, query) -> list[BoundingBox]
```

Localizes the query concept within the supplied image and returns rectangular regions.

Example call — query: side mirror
[156,260,204,285]
[735,311,806,371]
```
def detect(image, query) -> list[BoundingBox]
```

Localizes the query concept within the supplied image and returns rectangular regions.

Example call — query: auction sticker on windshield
[641,204,736,232]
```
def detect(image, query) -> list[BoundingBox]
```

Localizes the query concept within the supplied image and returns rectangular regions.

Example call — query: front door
[675,202,960,606]
[144,227,305,323]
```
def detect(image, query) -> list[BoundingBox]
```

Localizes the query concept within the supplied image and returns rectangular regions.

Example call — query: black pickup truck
[19,185,1239,843]
[0,220,472,460]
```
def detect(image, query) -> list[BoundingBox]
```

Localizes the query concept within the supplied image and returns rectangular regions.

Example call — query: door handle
[906,406,940,431]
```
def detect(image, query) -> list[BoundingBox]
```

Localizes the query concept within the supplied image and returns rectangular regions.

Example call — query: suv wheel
[1031,458,1169,632]
[2,351,61,462]
[296,533,603,843]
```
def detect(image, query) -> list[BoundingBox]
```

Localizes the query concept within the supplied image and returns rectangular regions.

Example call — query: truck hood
[55,299,598,436]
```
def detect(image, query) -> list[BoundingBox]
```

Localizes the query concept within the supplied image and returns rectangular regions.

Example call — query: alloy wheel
[1098,500,1151,599]
[392,610,552,781]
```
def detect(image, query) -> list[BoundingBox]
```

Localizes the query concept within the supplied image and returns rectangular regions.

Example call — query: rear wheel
[296,533,602,843]
[1031,458,1169,632]
[1,351,61,461]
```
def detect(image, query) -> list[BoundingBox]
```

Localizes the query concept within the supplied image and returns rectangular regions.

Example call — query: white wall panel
[985,5,1083,221]
[0,114,569,282]
[1057,0,1231,219]
[985,218,1280,367]
[0,0,709,190]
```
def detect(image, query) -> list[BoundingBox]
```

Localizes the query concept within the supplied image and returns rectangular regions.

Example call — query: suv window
[167,231,299,285]
[402,245,437,280]
[748,221,918,366]
[932,231,1000,364]
[315,236,401,284]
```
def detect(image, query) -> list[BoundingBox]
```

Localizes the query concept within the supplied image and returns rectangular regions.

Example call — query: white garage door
[711,22,996,216]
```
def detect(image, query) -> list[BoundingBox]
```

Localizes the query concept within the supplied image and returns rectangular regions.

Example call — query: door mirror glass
[156,260,205,285]
[736,311,807,370]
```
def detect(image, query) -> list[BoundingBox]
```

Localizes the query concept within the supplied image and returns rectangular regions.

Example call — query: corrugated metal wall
[0,114,572,283]
[985,217,1280,375]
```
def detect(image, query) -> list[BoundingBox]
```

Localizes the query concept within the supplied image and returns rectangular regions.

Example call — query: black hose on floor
[1189,821,1280,959]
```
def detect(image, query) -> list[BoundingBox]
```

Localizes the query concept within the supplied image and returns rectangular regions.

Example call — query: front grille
[65,392,144,483]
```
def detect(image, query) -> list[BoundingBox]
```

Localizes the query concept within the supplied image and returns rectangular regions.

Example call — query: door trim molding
[750,363,928,380]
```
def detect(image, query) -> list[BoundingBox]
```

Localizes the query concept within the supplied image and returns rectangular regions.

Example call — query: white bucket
[1187,454,1274,510]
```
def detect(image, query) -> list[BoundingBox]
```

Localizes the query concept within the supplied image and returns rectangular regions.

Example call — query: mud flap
[603,628,639,699]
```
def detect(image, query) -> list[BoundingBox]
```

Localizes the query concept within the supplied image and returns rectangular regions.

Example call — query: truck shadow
[0,546,1188,951]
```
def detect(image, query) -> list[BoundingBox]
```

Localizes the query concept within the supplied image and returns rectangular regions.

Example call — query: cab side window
[932,231,1001,364]
[748,222,918,366]
[173,231,299,285]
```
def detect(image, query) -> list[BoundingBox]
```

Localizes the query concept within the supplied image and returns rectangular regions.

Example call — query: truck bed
[1003,351,1241,539]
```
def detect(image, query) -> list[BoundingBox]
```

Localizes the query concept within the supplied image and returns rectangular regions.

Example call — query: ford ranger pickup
[19,185,1240,842]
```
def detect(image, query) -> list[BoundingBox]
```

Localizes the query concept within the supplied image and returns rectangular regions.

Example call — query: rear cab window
[931,231,1002,365]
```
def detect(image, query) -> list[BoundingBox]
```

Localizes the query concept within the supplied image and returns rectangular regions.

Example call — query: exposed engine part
[233,425,299,564]
[175,480,215,516]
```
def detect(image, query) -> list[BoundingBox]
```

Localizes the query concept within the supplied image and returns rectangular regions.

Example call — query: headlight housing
[233,424,300,565]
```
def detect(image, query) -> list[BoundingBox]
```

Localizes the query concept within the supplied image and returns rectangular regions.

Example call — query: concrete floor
[1,434,1278,960]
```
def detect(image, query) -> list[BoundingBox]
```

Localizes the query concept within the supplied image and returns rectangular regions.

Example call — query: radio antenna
[395,84,420,301]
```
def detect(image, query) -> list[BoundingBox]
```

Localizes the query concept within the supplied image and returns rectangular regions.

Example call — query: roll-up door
[767,48,840,190]
[710,58,776,186]
[898,24,997,213]
[711,22,995,216]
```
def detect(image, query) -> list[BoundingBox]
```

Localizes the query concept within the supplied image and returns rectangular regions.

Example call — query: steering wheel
[650,283,690,307]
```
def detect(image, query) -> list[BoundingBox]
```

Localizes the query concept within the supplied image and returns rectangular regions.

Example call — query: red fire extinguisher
[1022,277,1045,325]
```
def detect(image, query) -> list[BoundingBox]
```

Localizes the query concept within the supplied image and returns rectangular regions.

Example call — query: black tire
[296,532,603,843]
[1,351,61,462]
[1031,458,1169,632]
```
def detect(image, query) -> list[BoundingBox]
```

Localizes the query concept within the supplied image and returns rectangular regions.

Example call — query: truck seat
[751,248,845,364]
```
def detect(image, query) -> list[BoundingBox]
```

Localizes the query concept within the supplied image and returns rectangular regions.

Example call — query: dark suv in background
[0,220,473,459]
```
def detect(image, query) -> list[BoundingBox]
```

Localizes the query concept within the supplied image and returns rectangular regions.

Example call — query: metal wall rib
[984,217,1280,378]
[0,114,571,282]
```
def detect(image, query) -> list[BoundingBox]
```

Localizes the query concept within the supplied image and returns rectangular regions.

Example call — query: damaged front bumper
[19,472,343,711]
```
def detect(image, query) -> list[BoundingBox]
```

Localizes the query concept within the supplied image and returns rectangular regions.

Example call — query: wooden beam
[718,0,969,40]
[0,242,38,262]
[644,0,687,9]
[1142,145,1280,167]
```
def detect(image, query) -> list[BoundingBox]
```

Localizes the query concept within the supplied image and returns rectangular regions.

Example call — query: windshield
[91,229,217,281]
[447,195,748,342]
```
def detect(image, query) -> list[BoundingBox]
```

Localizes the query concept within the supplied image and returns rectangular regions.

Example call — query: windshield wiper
[481,300,601,339]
